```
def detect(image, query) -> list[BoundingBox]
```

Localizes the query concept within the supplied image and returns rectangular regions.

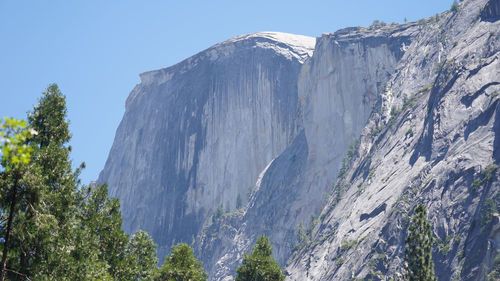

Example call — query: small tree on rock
[451,0,459,13]
[404,204,436,281]
[235,234,285,281]
[212,204,223,223]
[236,193,243,209]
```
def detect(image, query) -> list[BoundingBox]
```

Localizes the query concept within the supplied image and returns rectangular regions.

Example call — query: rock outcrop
[100,0,500,280]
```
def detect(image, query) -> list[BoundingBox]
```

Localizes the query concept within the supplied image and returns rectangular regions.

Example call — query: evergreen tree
[154,243,207,281]
[212,204,224,223]
[0,85,95,280]
[0,84,90,280]
[28,84,76,222]
[404,204,436,281]
[22,83,80,279]
[78,183,132,280]
[235,234,285,281]
[127,230,158,281]
[24,84,130,280]
[451,0,459,13]
[236,193,243,209]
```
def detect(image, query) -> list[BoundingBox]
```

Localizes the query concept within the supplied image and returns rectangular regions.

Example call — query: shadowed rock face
[98,32,316,260]
[101,0,500,280]
[481,0,500,21]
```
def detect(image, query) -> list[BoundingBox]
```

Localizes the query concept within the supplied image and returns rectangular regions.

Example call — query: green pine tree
[154,243,208,281]
[127,230,158,281]
[78,183,131,280]
[0,85,98,280]
[212,204,224,223]
[451,0,459,13]
[236,193,243,209]
[23,83,81,279]
[28,84,76,223]
[235,234,285,281]
[404,204,436,281]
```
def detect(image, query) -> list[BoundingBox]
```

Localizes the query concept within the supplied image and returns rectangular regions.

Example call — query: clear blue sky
[0,0,451,184]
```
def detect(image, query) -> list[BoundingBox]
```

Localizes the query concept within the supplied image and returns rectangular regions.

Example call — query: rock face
[286,0,500,280]
[98,32,316,260]
[100,0,500,280]
[195,22,419,281]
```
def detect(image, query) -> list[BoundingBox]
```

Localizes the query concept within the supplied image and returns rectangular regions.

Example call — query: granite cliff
[286,0,500,280]
[99,0,500,280]
[98,32,315,261]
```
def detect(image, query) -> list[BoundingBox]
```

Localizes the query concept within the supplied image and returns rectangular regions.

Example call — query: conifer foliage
[154,243,208,281]
[128,230,159,281]
[404,204,436,281]
[0,84,161,281]
[235,234,285,281]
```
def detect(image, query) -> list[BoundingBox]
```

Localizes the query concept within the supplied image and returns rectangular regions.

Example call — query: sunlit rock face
[98,32,315,260]
[198,22,417,281]
[101,0,500,279]
[286,0,500,280]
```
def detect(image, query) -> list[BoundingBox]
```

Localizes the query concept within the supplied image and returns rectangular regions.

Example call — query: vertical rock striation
[98,32,315,260]
[197,23,418,280]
